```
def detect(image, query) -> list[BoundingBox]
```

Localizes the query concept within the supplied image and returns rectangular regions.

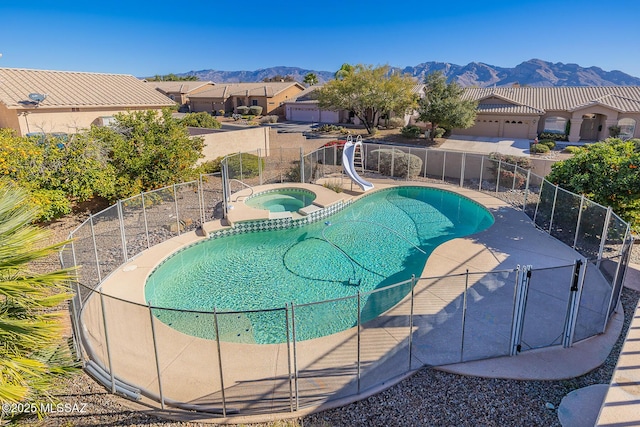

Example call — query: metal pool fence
[62,143,634,418]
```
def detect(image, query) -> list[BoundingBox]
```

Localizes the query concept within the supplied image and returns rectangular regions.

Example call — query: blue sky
[1,0,639,78]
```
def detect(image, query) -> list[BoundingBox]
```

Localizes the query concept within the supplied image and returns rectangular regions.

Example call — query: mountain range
[178,59,640,87]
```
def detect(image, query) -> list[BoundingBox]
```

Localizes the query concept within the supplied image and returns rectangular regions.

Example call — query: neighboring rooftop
[145,80,215,94]
[0,67,175,109]
[463,86,640,112]
[188,82,305,99]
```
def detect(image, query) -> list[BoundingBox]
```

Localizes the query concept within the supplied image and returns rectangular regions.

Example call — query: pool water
[245,188,316,212]
[145,186,494,343]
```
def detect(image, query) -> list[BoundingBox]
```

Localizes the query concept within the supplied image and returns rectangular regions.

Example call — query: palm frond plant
[0,181,77,421]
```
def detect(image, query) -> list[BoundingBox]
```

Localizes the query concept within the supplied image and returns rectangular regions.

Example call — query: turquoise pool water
[145,186,494,344]
[245,188,316,212]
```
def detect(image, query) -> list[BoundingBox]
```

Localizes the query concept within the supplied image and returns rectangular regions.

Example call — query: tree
[547,138,640,232]
[334,63,354,80]
[146,73,198,81]
[416,71,477,139]
[89,109,204,198]
[303,73,318,86]
[262,75,295,82]
[317,64,417,134]
[0,182,75,419]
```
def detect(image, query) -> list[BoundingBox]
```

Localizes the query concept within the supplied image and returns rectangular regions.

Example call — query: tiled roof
[0,68,175,109]
[462,86,640,113]
[189,82,304,99]
[477,104,545,115]
[146,81,214,94]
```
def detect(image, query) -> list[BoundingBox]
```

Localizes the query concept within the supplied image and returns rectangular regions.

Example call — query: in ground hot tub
[245,188,316,213]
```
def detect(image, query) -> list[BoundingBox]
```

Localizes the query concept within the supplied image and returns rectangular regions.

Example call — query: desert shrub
[387,117,405,129]
[400,125,421,138]
[488,152,532,169]
[236,106,250,115]
[539,132,568,141]
[322,179,344,193]
[563,146,582,154]
[530,143,550,154]
[248,106,263,116]
[434,127,446,138]
[369,148,423,178]
[539,139,556,149]
[260,115,279,124]
[316,124,347,133]
[218,109,226,116]
[217,153,264,179]
[179,112,221,129]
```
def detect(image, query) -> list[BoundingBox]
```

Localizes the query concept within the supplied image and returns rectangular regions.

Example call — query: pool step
[298,204,323,216]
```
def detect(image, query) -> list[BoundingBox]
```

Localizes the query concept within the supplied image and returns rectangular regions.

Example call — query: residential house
[187,82,305,117]
[146,80,215,111]
[0,68,175,137]
[284,84,426,126]
[456,86,640,142]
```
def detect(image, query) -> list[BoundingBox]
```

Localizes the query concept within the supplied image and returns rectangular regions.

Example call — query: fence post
[597,207,613,268]
[509,265,531,356]
[89,216,102,282]
[391,148,396,178]
[573,195,585,250]
[285,304,294,412]
[441,151,447,181]
[495,159,502,194]
[548,185,559,234]
[460,269,469,362]
[300,147,305,183]
[290,302,299,411]
[213,308,227,417]
[198,174,205,226]
[460,153,466,187]
[533,180,544,226]
[406,148,411,182]
[563,260,585,348]
[173,184,181,236]
[99,292,116,393]
[357,292,361,394]
[522,169,531,211]
[408,275,415,370]
[221,162,230,220]
[423,149,428,178]
[239,152,244,181]
[147,302,165,409]
[258,149,263,185]
[141,192,151,249]
[117,200,128,262]
[477,155,484,191]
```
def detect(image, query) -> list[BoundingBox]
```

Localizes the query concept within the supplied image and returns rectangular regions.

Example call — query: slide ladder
[342,135,374,191]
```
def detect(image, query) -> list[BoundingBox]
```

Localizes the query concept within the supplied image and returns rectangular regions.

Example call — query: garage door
[503,120,529,139]
[289,107,318,122]
[467,119,500,137]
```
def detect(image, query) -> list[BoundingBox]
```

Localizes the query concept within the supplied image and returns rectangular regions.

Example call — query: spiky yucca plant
[0,182,76,420]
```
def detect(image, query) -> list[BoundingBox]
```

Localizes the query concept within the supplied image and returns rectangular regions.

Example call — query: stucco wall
[198,126,270,163]
[1,107,167,136]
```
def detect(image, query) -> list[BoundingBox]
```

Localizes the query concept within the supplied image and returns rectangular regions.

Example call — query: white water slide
[342,136,374,191]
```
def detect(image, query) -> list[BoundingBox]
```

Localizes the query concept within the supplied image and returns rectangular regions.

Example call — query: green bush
[248,106,263,116]
[369,148,423,178]
[530,143,550,154]
[223,153,264,179]
[179,112,221,129]
[488,152,532,169]
[30,189,72,222]
[236,106,250,115]
[539,132,568,141]
[563,146,582,154]
[433,127,446,138]
[387,117,405,129]
[400,125,422,138]
[539,139,556,149]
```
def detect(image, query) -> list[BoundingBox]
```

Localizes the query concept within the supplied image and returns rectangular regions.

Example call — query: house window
[251,100,259,106]
[618,118,636,139]
[543,116,567,134]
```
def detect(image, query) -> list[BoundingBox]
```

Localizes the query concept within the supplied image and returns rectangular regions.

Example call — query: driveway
[440,135,532,156]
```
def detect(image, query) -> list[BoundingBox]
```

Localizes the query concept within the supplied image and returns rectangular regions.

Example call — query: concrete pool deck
[80,179,626,423]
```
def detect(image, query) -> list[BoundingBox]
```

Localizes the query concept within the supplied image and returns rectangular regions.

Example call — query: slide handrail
[342,136,374,191]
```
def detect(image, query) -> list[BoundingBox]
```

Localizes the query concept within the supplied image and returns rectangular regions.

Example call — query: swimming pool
[145,186,494,343]
[245,188,316,212]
